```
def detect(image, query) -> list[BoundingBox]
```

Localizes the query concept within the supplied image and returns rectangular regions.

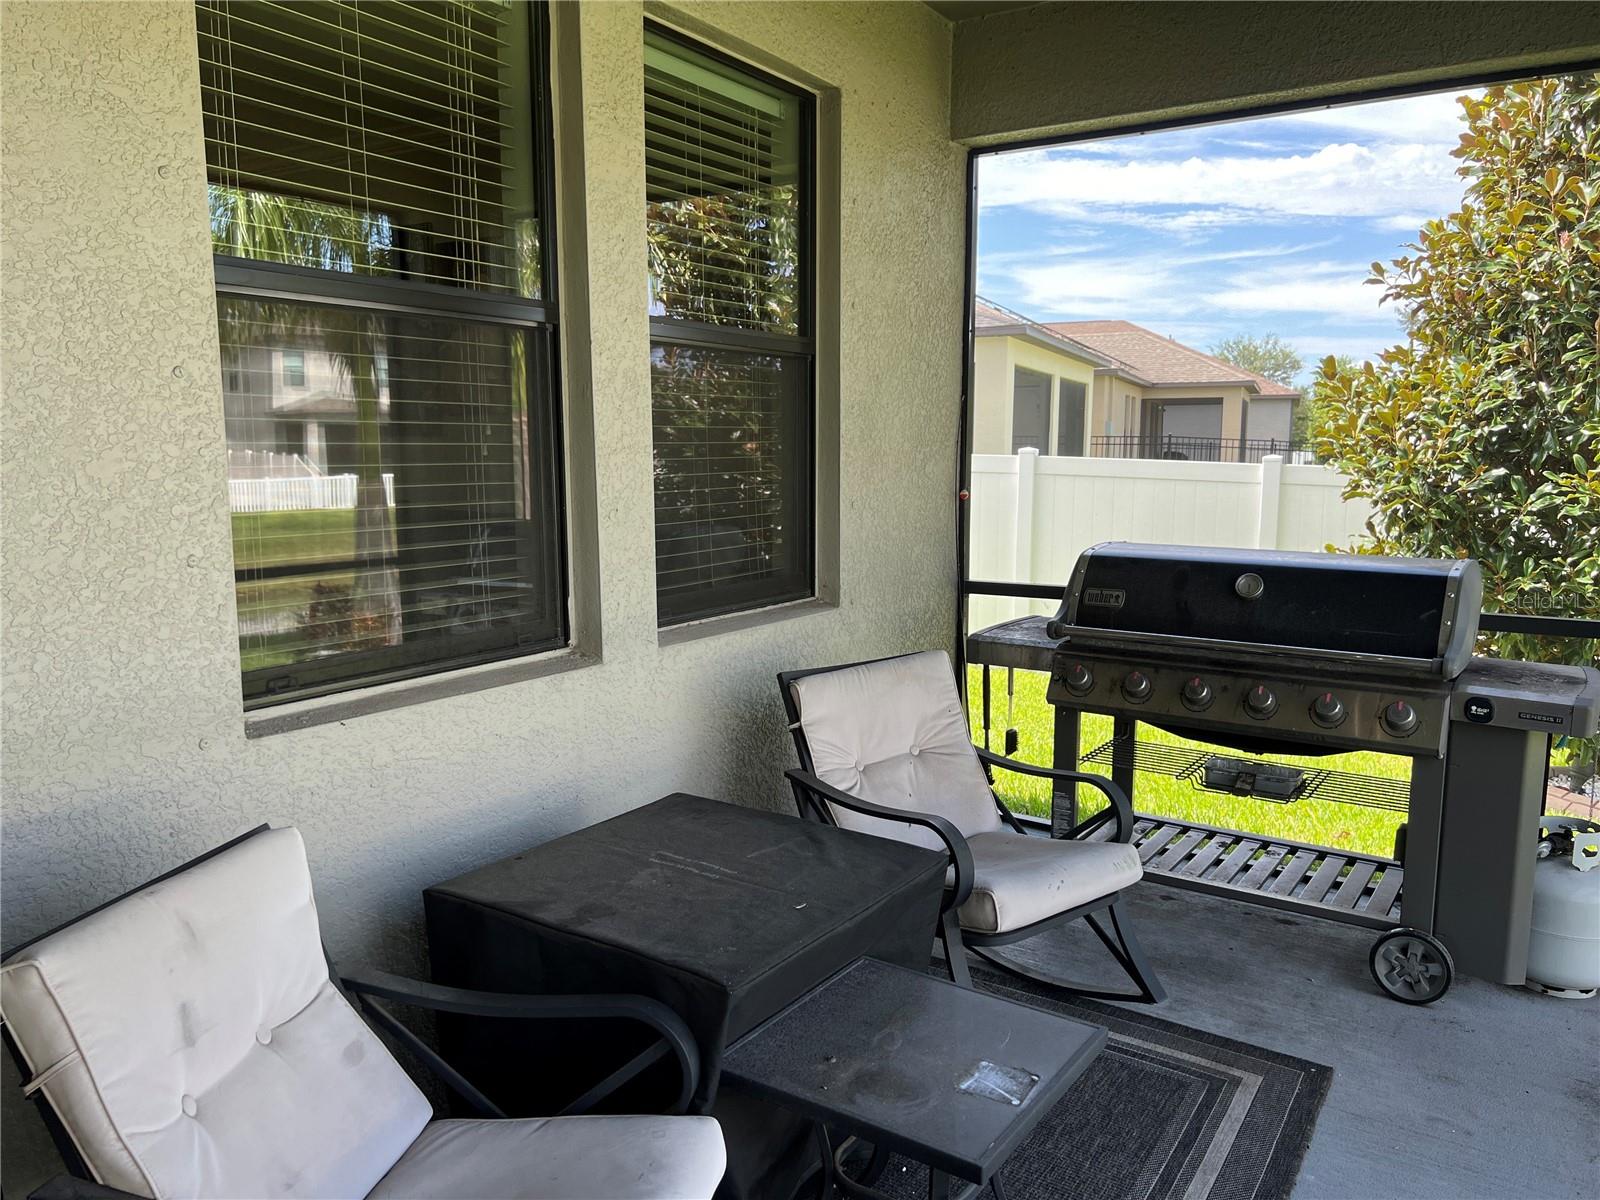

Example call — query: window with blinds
[645,26,814,626]
[199,1,565,706]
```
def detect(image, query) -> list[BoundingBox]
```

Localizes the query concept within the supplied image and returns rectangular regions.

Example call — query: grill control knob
[1063,662,1094,696]
[1381,699,1420,738]
[1244,684,1279,719]
[1310,692,1346,728]
[1180,676,1214,711]
[1121,670,1153,703]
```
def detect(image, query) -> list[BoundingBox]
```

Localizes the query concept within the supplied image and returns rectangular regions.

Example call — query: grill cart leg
[1369,928,1454,1004]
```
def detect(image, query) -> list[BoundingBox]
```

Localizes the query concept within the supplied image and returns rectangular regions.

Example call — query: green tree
[1295,354,1358,444]
[1210,333,1304,387]
[1312,75,1599,759]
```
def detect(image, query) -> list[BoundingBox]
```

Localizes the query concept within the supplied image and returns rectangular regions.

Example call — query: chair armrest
[974,748,1136,843]
[28,1177,144,1200]
[784,767,975,911]
[340,969,700,1116]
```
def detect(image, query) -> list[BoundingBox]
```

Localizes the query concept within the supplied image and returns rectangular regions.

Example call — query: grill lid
[1048,543,1482,679]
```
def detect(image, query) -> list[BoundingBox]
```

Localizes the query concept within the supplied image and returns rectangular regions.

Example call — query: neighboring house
[223,344,392,477]
[971,299,1300,462]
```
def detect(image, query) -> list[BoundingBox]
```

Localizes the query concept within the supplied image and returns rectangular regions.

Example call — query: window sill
[657,596,835,647]
[243,645,596,738]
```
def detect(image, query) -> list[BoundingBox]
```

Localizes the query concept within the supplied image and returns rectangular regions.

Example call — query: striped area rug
[871,962,1332,1200]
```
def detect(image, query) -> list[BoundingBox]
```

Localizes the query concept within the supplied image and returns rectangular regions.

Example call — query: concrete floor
[995,882,1600,1200]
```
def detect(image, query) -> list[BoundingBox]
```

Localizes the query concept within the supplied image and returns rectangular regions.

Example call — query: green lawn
[232,509,359,671]
[232,509,357,570]
[965,665,1408,859]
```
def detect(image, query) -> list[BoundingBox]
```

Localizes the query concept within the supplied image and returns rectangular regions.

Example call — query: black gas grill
[1043,543,1482,759]
[966,542,1599,1004]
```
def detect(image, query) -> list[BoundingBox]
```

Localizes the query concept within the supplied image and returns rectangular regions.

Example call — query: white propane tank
[1526,816,1600,999]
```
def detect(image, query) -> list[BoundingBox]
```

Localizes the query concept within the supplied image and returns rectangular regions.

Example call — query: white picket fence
[229,473,396,514]
[968,450,1374,630]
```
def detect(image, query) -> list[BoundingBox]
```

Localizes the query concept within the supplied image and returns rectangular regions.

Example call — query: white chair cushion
[0,828,431,1200]
[790,650,1002,850]
[956,832,1143,934]
[368,1115,726,1200]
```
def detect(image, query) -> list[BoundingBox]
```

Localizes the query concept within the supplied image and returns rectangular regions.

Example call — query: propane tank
[1526,816,1600,999]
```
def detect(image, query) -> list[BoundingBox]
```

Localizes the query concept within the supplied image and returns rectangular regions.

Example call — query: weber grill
[1044,543,1482,761]
[967,542,1600,1004]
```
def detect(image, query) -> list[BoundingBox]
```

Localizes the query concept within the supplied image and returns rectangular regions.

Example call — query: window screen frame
[203,0,570,709]
[644,20,818,628]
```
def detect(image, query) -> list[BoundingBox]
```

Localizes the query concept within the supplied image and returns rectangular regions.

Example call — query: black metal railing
[960,580,1600,640]
[1090,434,1314,464]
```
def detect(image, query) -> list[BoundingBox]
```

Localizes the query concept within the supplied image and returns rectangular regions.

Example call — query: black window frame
[644,20,818,628]
[203,0,568,709]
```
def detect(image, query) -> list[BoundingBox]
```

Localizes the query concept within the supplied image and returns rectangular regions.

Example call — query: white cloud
[1203,261,1400,324]
[1272,90,1475,146]
[1285,333,1402,368]
[980,140,1465,225]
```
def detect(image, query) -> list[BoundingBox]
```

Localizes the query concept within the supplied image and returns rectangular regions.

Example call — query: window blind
[201,1,564,706]
[645,34,802,333]
[651,345,811,624]
[644,27,815,627]
[198,0,542,297]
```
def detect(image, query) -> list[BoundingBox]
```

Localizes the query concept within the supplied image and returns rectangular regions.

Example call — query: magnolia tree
[1311,75,1600,747]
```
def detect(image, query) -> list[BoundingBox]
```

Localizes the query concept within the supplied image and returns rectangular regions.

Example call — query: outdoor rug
[870,961,1332,1200]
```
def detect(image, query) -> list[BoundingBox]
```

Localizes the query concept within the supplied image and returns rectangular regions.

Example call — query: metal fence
[1091,434,1315,464]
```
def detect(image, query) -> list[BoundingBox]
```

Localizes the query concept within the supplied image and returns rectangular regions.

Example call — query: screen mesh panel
[645,33,802,333]
[198,0,543,297]
[222,297,562,699]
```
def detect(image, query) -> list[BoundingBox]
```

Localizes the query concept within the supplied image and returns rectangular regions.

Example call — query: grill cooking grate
[1081,733,1411,812]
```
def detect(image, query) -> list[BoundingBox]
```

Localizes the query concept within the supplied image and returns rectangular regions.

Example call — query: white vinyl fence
[968,450,1374,630]
[229,473,396,514]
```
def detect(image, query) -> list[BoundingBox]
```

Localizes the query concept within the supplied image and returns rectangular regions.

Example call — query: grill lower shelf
[1084,815,1404,928]
[1082,734,1411,811]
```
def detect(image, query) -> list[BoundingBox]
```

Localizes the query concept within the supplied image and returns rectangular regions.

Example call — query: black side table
[721,957,1107,1200]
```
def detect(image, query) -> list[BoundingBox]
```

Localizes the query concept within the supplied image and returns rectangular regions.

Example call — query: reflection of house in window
[223,344,392,477]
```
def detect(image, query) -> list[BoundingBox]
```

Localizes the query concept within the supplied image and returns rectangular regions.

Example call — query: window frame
[644,20,819,628]
[206,0,570,709]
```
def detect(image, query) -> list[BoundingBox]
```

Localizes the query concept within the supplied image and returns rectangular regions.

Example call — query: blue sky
[976,90,1478,384]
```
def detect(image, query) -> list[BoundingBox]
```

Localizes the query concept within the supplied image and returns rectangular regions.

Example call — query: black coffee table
[424,793,950,1198]
[721,957,1107,1199]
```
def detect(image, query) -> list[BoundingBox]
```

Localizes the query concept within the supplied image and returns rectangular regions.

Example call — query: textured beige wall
[951,1,1600,144]
[0,1,962,1186]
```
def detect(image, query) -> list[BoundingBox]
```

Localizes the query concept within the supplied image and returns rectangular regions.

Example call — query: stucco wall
[951,1,1600,144]
[0,1,963,1186]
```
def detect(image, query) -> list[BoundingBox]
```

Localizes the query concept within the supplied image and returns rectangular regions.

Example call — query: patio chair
[779,650,1166,1003]
[0,826,725,1200]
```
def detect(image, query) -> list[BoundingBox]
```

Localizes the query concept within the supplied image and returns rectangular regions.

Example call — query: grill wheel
[1369,927,1455,1004]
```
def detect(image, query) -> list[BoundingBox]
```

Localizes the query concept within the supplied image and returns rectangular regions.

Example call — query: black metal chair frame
[778,656,1166,1005]
[2,826,705,1200]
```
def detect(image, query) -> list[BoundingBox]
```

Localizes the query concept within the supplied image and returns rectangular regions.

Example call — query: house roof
[1041,319,1300,397]
[973,299,1129,373]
